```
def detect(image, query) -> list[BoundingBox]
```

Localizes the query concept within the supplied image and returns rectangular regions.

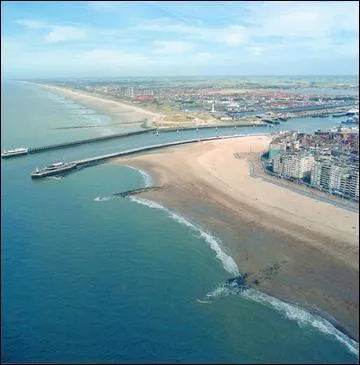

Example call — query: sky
[1,1,359,78]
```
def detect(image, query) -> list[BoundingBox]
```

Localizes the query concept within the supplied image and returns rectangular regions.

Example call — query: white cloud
[4,1,359,77]
[196,52,213,61]
[134,20,250,46]
[80,49,148,66]
[224,25,249,46]
[16,19,90,43]
[152,40,194,53]
[134,2,358,50]
[253,1,359,38]
[249,46,263,56]
[45,26,88,43]
[16,19,48,29]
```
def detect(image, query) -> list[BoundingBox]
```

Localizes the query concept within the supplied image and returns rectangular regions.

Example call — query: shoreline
[113,136,359,342]
[30,82,266,130]
[27,82,163,129]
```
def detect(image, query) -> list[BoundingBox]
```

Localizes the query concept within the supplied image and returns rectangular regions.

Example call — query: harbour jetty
[30,134,267,179]
[2,123,268,158]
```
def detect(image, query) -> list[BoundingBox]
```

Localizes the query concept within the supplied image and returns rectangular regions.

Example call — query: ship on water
[1,147,29,158]
[31,162,77,179]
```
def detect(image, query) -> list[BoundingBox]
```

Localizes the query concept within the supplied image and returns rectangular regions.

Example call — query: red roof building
[135,95,154,102]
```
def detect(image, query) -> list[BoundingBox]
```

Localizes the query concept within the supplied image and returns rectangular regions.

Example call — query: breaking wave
[201,283,358,357]
[242,289,359,357]
[124,165,152,188]
[196,299,212,304]
[94,196,113,202]
[99,167,358,357]
[129,196,239,276]
[204,285,232,300]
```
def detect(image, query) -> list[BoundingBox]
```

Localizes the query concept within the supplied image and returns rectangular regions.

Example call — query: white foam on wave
[196,299,212,304]
[129,196,239,276]
[205,285,232,299]
[124,165,153,188]
[94,196,113,202]
[242,288,359,357]
[124,170,358,357]
[200,283,358,357]
[47,176,63,180]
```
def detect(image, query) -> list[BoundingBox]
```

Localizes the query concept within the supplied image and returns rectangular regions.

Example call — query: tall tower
[211,101,215,113]
[129,87,134,99]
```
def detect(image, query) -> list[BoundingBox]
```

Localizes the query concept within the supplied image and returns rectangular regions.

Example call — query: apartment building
[310,158,359,199]
[311,160,331,189]
[273,152,315,179]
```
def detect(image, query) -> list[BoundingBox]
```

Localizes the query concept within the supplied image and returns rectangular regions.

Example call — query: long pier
[28,128,157,153]
[33,134,265,178]
[3,123,268,158]
[154,123,267,133]
[73,137,219,166]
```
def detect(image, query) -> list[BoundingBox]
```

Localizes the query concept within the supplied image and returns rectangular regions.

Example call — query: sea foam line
[94,196,113,202]
[105,165,359,356]
[131,195,358,357]
[242,289,359,357]
[202,283,358,357]
[124,165,153,188]
[94,166,153,202]
[129,196,239,276]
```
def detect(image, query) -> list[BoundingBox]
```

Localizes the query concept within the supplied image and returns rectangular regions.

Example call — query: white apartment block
[273,153,315,179]
[310,159,359,199]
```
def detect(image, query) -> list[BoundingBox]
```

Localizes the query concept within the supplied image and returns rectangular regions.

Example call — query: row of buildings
[311,158,359,199]
[268,128,359,201]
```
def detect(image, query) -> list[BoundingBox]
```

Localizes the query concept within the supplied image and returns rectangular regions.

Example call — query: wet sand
[114,136,359,340]
[33,83,162,128]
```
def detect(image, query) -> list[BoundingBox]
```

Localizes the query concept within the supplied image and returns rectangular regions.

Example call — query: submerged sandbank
[114,135,359,341]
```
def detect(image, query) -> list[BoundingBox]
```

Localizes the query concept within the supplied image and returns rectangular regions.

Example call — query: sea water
[1,81,358,363]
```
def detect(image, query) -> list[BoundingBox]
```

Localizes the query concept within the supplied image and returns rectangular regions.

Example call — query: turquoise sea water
[1,81,358,363]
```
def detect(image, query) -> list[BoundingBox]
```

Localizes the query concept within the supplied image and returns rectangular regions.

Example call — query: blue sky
[1,1,359,78]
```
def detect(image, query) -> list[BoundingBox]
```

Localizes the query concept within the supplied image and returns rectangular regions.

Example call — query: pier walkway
[73,135,253,167]
[38,134,268,176]
[3,123,267,158]
[28,128,157,153]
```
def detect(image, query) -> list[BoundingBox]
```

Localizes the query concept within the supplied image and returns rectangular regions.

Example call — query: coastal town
[29,78,359,205]
[8,78,360,206]
[41,77,359,129]
[263,114,359,202]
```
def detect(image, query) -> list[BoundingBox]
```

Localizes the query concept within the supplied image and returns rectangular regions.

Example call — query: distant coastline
[26,82,163,129]
[25,82,268,129]
[115,136,359,341]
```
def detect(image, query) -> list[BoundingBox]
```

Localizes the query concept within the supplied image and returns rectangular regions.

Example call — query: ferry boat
[31,162,77,179]
[1,147,29,158]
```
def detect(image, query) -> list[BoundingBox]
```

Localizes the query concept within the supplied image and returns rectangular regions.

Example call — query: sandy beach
[115,135,359,340]
[34,83,163,128]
